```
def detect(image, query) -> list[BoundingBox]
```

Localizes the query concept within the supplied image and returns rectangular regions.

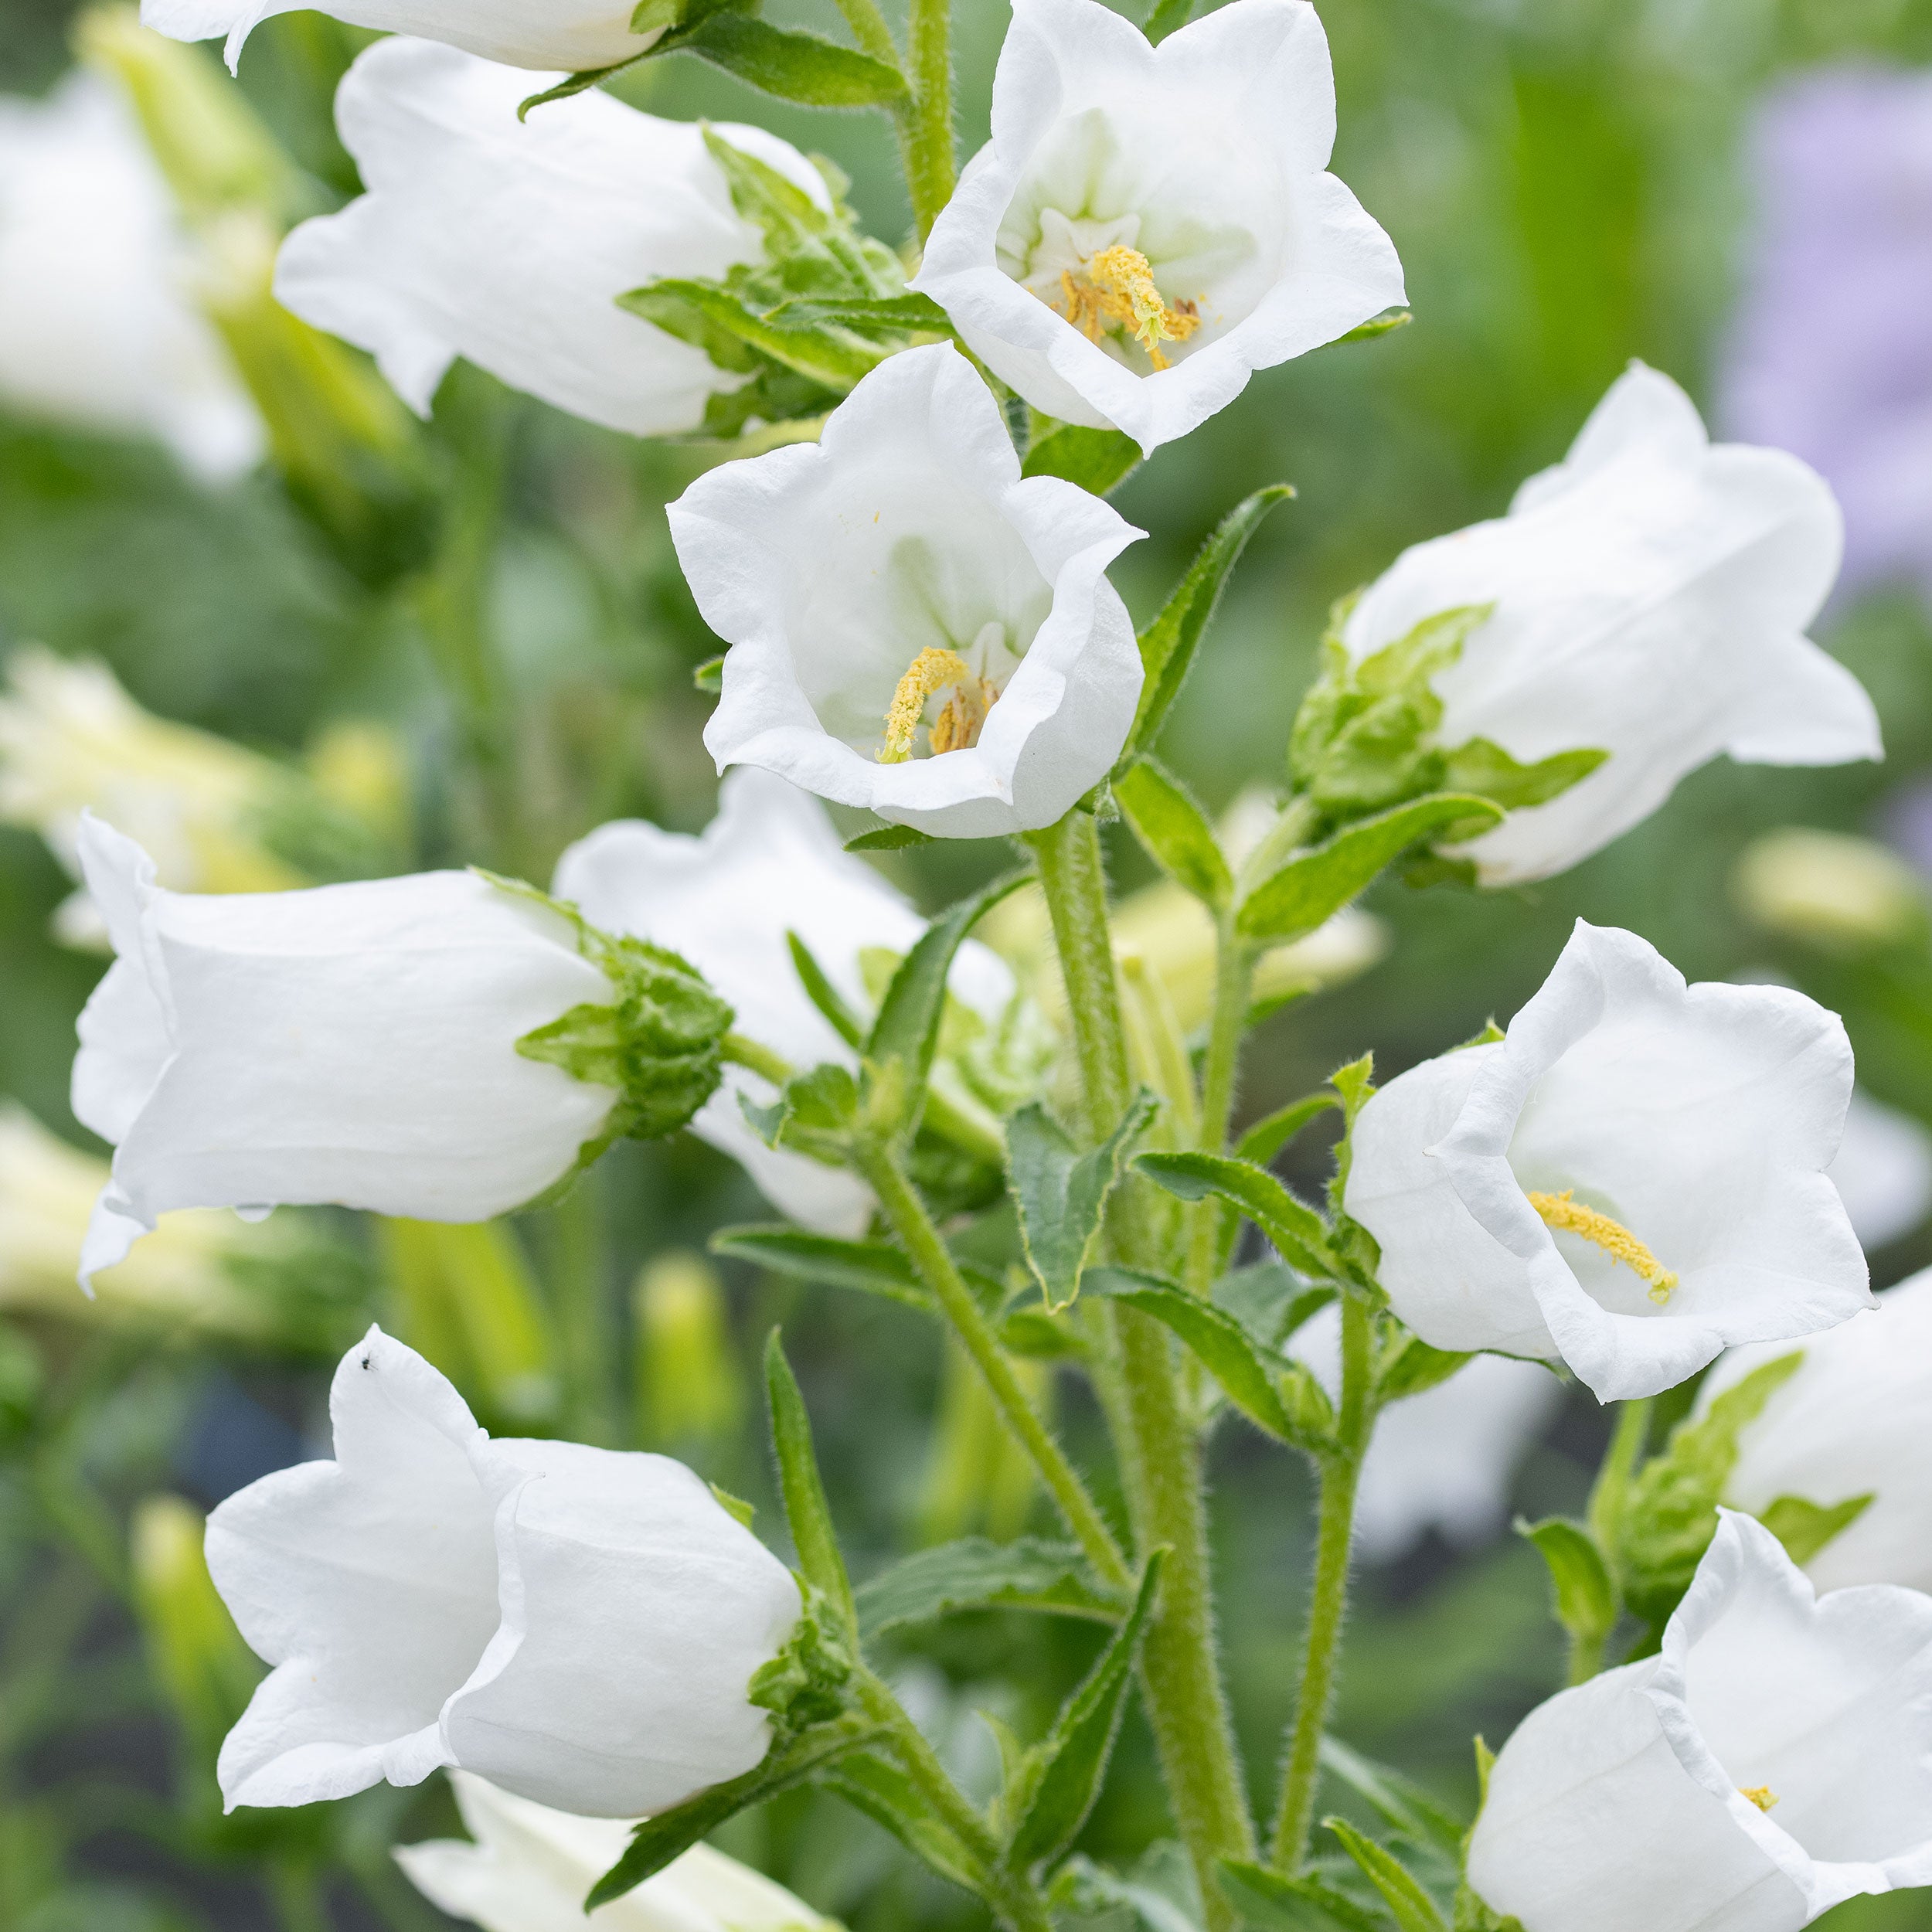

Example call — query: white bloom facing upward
[1706,1268,1932,1596]
[1345,922,1867,1402]
[142,0,660,75]
[555,769,1012,1235]
[1467,1511,1932,1932]
[913,0,1403,454]
[70,816,622,1286]
[209,1328,800,1815]
[397,1770,837,1932]
[277,39,832,436]
[0,71,260,481]
[678,344,1144,838]
[1339,363,1879,883]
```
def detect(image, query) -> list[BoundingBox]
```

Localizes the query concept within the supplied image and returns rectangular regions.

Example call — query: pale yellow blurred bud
[635,1251,745,1449]
[307,718,411,845]
[1733,828,1928,952]
[0,1103,288,1335]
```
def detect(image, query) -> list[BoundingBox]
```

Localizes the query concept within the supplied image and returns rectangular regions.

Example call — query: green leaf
[739,1061,861,1166]
[1142,0,1196,42]
[621,278,886,389]
[1022,423,1143,495]
[711,1225,929,1311]
[845,823,935,852]
[1136,1151,1341,1279]
[1324,1820,1450,1932]
[1053,1854,1204,1932]
[1335,308,1413,345]
[1009,1090,1162,1311]
[1318,1736,1467,1856]
[1003,1553,1165,1870]
[787,931,866,1049]
[1236,794,1504,945]
[767,292,954,335]
[1438,737,1609,813]
[1758,1492,1875,1567]
[855,1537,1126,1641]
[679,12,908,104]
[587,1715,879,1907]
[693,654,724,693]
[1236,1093,1340,1167]
[1129,486,1294,757]
[1083,1267,1304,1446]
[1516,1517,1617,1654]
[866,869,1029,1138]
[1214,1264,1333,1353]
[823,1753,988,1893]
[1376,1335,1474,1403]
[1217,1860,1383,1932]
[1115,758,1234,909]
[764,1329,858,1635]
[518,61,637,117]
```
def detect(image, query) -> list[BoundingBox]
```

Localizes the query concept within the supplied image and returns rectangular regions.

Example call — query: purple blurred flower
[1723,66,1932,603]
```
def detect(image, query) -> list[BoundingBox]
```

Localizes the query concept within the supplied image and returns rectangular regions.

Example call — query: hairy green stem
[723,1030,793,1087]
[1270,1292,1373,1870]
[1185,919,1254,1295]
[1027,808,1257,1930]
[900,0,956,240]
[856,1138,1131,1591]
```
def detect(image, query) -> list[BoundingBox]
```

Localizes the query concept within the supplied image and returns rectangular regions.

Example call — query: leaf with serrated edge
[854,1537,1125,1640]
[1009,1090,1161,1311]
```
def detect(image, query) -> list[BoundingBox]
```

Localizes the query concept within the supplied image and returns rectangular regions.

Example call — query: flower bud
[1467,1511,1932,1930]
[397,1770,839,1932]
[635,1251,745,1451]
[208,1327,801,1815]
[1733,828,1928,952]
[70,815,731,1286]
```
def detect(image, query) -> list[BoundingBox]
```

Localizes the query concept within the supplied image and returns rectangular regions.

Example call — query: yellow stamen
[1526,1189,1679,1304]
[1054,245,1200,370]
[1740,1786,1779,1812]
[879,648,998,763]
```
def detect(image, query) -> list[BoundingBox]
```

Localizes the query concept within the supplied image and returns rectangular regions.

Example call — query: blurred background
[5,0,1932,1923]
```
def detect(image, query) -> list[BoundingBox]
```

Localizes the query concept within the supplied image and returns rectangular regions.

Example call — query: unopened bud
[1734,828,1927,951]
[635,1251,744,1449]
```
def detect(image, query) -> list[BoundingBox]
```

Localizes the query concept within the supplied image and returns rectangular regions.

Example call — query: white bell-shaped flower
[1344,921,1868,1402]
[1467,1510,1932,1932]
[70,815,622,1286]
[143,0,659,75]
[1339,362,1879,883]
[677,343,1145,838]
[1291,1303,1561,1562]
[209,1328,801,1815]
[555,769,1012,1235]
[0,71,260,482]
[397,1769,838,1932]
[275,38,832,435]
[1703,1268,1932,1595]
[913,0,1403,454]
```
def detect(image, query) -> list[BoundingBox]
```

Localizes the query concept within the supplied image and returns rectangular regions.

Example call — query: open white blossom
[1467,1510,1932,1931]
[0,70,260,481]
[1344,921,1868,1403]
[70,816,620,1286]
[397,1770,838,1932]
[677,343,1144,838]
[1291,1303,1561,1562]
[1704,1268,1932,1596]
[1342,363,1880,883]
[555,768,1012,1235]
[913,0,1403,454]
[142,0,659,75]
[209,1328,799,1815]
[277,38,831,436]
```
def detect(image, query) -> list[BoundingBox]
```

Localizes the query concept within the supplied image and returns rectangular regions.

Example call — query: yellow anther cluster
[1740,1785,1780,1812]
[879,647,998,763]
[1526,1189,1680,1304]
[1056,244,1200,370]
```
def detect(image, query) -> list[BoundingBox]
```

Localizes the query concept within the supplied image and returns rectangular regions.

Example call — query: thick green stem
[723,1030,792,1087]
[1270,1293,1373,1871]
[900,0,955,240]
[1026,808,1257,1930]
[856,1138,1131,1592]
[1185,919,1254,1296]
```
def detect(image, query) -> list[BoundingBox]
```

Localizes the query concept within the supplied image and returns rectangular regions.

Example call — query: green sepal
[1758,1491,1876,1565]
[845,823,936,851]
[1022,422,1144,496]
[748,1579,856,1733]
[1323,1818,1449,1932]
[1375,1332,1473,1403]
[1334,308,1413,345]
[1008,1090,1162,1311]
[1115,757,1234,909]
[854,1537,1127,1641]
[738,1061,862,1166]
[1142,0,1196,43]
[709,1482,757,1529]
[692,654,724,693]
[1438,737,1610,813]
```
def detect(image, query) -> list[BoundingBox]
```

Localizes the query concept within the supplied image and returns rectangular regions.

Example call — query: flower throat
[1527,1189,1679,1304]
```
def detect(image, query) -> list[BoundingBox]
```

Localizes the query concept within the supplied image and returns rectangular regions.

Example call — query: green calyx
[1287,597,1609,838]
[750,1581,858,1737]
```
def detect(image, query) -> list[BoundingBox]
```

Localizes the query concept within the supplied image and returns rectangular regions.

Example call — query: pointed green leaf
[679,12,908,104]
[1054,1855,1205,1932]
[1438,737,1608,813]
[1116,759,1234,909]
[1236,1093,1340,1167]
[1216,1860,1383,1932]
[1324,1820,1449,1932]
[693,654,725,693]
[823,1753,988,1893]
[1335,309,1413,345]
[1376,1335,1474,1403]
[621,278,884,389]
[1758,1492,1875,1567]
[1142,0,1196,43]
[1136,1151,1341,1279]
[1004,1552,1165,1870]
[1022,423,1143,495]
[738,1061,860,1165]
[1214,1264,1332,1353]
[1009,1090,1162,1311]
[1129,486,1294,757]
[1517,1517,1617,1652]
[1318,1737,1467,1856]
[710,1226,928,1311]
[767,292,954,335]
[519,61,636,117]
[764,1329,857,1635]
[855,1537,1126,1641]
[844,823,935,852]
[787,931,866,1049]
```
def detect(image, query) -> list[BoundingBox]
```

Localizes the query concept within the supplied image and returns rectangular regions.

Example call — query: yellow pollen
[1740,1786,1779,1812]
[1526,1189,1679,1304]
[1055,244,1200,370]
[879,647,998,763]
